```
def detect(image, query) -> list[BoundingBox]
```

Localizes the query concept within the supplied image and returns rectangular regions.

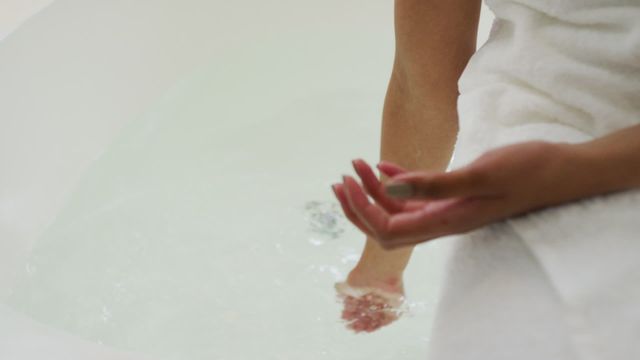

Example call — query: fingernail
[385,182,414,198]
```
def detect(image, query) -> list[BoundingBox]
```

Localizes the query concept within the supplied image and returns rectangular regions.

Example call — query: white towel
[428,0,640,359]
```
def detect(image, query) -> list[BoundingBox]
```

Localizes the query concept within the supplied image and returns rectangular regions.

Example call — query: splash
[304,201,345,244]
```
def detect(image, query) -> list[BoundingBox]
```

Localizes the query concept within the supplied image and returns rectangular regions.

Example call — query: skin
[332,0,640,334]
[334,129,640,333]
[333,0,481,333]
[334,127,640,249]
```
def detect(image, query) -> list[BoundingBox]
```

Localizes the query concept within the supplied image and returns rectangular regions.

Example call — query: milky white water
[3,36,452,360]
[0,0,496,358]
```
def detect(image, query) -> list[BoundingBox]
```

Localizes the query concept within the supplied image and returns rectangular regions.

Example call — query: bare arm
[337,123,640,250]
[348,0,481,286]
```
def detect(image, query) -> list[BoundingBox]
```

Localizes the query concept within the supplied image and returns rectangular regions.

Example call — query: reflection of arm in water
[331,0,482,333]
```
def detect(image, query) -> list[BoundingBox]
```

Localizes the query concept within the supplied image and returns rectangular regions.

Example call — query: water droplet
[25,263,37,276]
[101,306,112,323]
[304,201,345,242]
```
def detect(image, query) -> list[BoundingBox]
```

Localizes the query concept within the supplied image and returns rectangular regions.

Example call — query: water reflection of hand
[335,281,404,333]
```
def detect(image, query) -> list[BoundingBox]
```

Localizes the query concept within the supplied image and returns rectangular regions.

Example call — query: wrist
[347,266,404,294]
[572,131,640,193]
[355,237,412,275]
[554,139,633,203]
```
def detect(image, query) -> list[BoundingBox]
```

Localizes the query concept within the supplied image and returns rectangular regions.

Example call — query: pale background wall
[0,1,495,44]
[0,0,54,40]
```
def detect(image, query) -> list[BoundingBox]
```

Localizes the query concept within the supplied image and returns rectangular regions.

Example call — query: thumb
[385,168,487,199]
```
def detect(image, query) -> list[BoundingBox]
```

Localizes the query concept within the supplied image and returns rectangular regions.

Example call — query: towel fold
[429,0,640,358]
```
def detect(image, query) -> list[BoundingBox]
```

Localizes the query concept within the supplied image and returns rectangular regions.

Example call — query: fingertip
[353,158,373,176]
[377,160,400,170]
[342,176,366,204]
[351,160,362,176]
[343,175,356,185]
[376,162,389,173]
[352,158,368,169]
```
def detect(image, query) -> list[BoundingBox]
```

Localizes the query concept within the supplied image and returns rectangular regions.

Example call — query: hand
[335,269,405,333]
[332,141,581,249]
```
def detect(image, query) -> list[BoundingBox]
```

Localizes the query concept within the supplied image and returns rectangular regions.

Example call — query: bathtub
[0,1,493,359]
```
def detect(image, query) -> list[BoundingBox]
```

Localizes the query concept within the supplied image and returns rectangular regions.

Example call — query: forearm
[353,72,460,277]
[354,0,481,278]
